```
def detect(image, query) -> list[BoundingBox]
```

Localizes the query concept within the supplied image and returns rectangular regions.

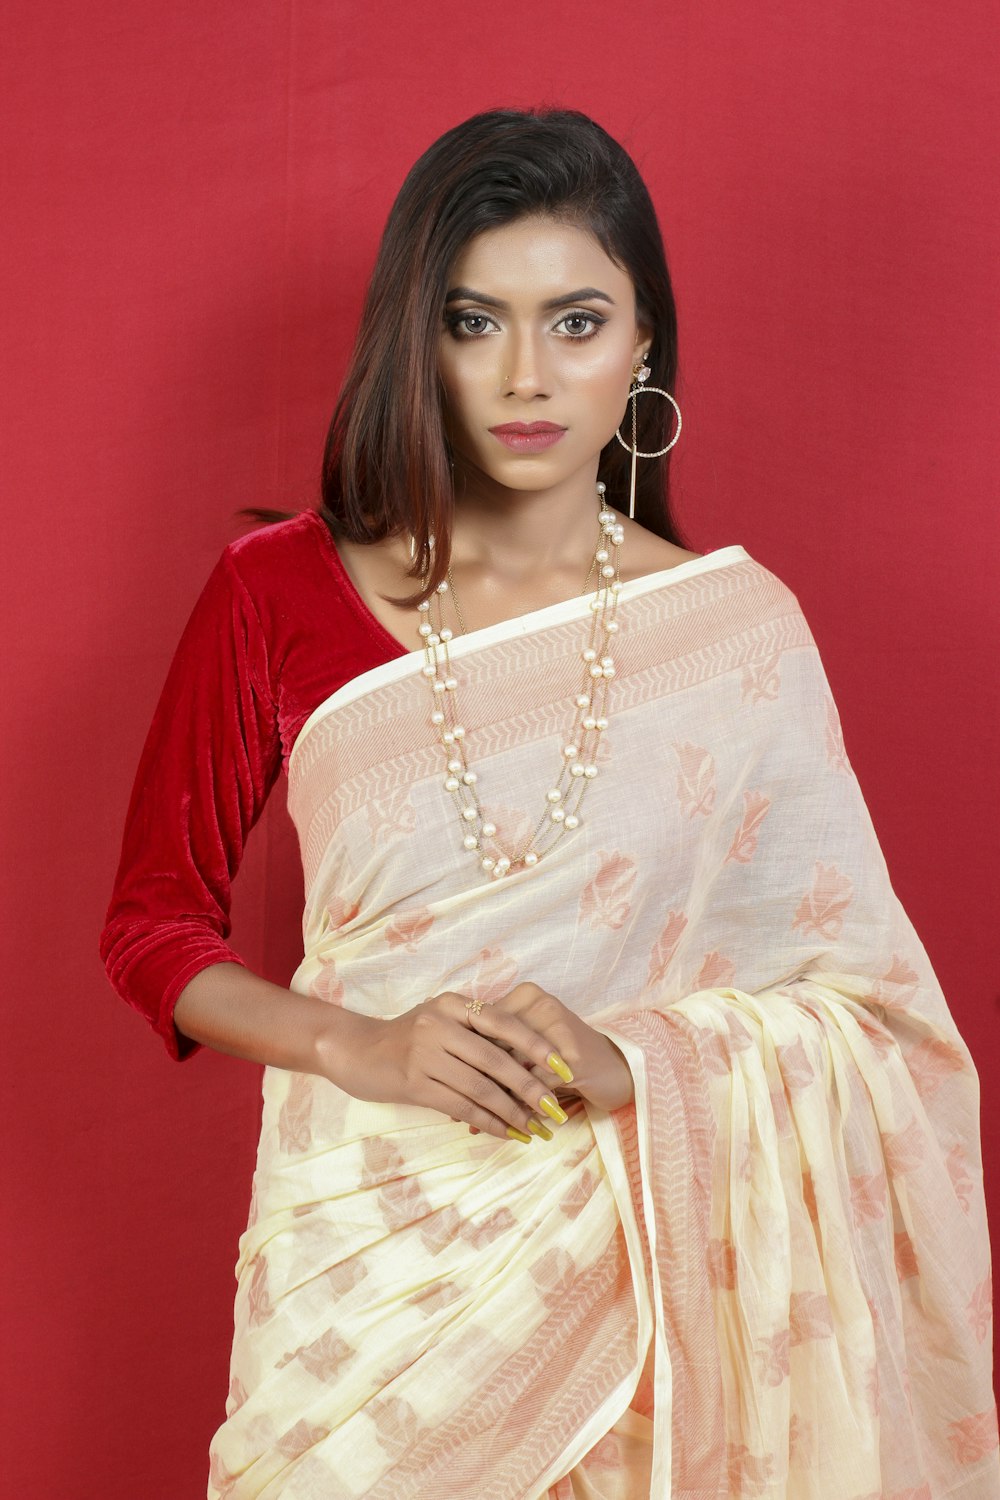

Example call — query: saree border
[287,543,752,773]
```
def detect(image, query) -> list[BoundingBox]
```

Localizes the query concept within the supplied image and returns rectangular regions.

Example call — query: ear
[632,321,653,367]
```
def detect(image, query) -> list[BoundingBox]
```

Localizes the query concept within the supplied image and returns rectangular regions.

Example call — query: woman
[101,109,997,1498]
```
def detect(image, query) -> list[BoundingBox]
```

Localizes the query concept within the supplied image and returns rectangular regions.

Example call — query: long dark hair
[290,109,687,600]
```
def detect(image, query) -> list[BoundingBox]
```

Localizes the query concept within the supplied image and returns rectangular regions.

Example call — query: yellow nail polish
[527,1117,554,1141]
[506,1125,533,1145]
[547,1051,575,1084]
[539,1094,569,1125]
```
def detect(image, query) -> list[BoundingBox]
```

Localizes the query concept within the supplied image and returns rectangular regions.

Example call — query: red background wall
[2,3,996,1495]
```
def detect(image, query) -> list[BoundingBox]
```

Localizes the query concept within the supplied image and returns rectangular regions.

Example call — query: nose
[501,327,550,400]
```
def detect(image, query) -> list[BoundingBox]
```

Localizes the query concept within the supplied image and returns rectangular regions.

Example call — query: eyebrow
[444,285,616,311]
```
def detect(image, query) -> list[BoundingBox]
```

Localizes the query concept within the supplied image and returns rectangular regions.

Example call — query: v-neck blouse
[99,509,747,1061]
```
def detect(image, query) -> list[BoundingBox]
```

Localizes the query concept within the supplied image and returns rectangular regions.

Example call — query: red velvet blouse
[99,509,407,1061]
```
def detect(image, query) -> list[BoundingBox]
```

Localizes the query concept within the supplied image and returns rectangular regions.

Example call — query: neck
[449,466,603,580]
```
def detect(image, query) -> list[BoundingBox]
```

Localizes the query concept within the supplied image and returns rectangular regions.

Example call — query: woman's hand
[486,981,635,1115]
[316,982,633,1144]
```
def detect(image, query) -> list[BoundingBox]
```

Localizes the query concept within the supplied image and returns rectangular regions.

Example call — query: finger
[524,1058,579,1092]
[464,1000,575,1087]
[421,1080,532,1144]
[431,1050,542,1134]
[446,1032,569,1128]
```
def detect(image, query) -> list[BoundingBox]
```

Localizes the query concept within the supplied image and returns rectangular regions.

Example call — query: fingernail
[539,1095,569,1125]
[547,1052,574,1084]
[506,1125,533,1145]
[526,1117,554,1141]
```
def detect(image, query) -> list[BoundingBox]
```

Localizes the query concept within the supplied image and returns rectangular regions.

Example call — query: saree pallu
[207,546,998,1499]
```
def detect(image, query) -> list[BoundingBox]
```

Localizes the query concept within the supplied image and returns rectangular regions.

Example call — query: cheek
[566,346,634,413]
[438,349,491,424]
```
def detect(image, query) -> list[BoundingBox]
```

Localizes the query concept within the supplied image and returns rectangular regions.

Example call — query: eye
[444,311,499,339]
[554,311,606,340]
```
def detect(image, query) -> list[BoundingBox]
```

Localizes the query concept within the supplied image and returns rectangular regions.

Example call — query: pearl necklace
[417,483,624,879]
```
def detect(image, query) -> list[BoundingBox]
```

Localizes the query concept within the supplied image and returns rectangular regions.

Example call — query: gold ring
[464,997,487,1017]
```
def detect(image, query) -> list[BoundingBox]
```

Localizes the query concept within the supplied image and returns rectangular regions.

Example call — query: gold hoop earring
[615,362,682,520]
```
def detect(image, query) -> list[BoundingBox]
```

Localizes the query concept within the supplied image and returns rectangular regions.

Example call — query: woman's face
[438,216,650,496]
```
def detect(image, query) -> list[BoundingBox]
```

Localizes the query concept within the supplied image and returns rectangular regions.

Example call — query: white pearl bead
[462,806,478,821]
[589,664,603,678]
[596,717,608,731]
[431,711,445,725]
[481,857,495,871]
[607,621,619,633]
[462,771,477,785]
[564,814,580,830]
[599,510,614,525]
[595,548,609,563]
[582,648,597,663]
[491,864,506,879]
[436,580,449,593]
[571,763,585,777]
[584,765,598,779]
[448,758,462,772]
[582,716,596,730]
[445,777,460,792]
[439,627,453,641]
[481,821,496,837]
[550,807,565,822]
[496,856,510,871]
[575,694,591,708]
[452,725,465,739]
[611,580,623,593]
[443,732,455,744]
[596,481,606,494]
[433,680,447,693]
[601,656,614,669]
[418,622,432,637]
[463,834,478,850]
[546,788,562,803]
[601,564,615,579]
[418,600,430,612]
[602,665,616,678]
[563,744,578,758]
[524,850,539,865]
[427,633,440,646]
[445,678,457,690]
[422,664,436,678]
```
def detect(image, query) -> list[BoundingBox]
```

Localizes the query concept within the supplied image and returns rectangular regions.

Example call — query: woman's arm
[100,547,283,1059]
[172,961,375,1080]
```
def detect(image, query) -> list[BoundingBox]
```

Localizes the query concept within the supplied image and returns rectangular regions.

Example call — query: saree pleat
[208,548,997,1498]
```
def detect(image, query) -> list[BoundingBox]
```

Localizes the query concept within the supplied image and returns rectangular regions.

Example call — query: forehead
[447,216,634,304]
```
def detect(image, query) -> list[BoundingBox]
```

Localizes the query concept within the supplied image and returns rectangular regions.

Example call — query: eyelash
[444,310,606,341]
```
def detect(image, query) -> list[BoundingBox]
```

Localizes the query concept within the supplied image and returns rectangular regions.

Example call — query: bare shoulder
[619,528,702,582]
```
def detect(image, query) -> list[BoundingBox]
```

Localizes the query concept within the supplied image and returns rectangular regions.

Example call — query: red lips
[488,423,567,453]
[488,422,567,434]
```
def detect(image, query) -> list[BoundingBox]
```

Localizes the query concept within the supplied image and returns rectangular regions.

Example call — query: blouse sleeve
[99,547,282,1060]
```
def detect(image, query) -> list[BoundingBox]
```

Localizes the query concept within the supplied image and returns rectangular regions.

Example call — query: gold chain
[445,564,469,637]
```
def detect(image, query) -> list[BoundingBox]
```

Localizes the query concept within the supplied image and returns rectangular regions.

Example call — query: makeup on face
[437,218,649,492]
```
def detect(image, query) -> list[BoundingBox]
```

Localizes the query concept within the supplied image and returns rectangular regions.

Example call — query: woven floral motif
[579,851,637,930]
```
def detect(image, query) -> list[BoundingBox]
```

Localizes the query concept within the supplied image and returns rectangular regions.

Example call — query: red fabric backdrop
[2,3,996,1495]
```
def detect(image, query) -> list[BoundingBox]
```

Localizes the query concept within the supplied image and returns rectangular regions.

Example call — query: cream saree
[207,545,997,1499]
